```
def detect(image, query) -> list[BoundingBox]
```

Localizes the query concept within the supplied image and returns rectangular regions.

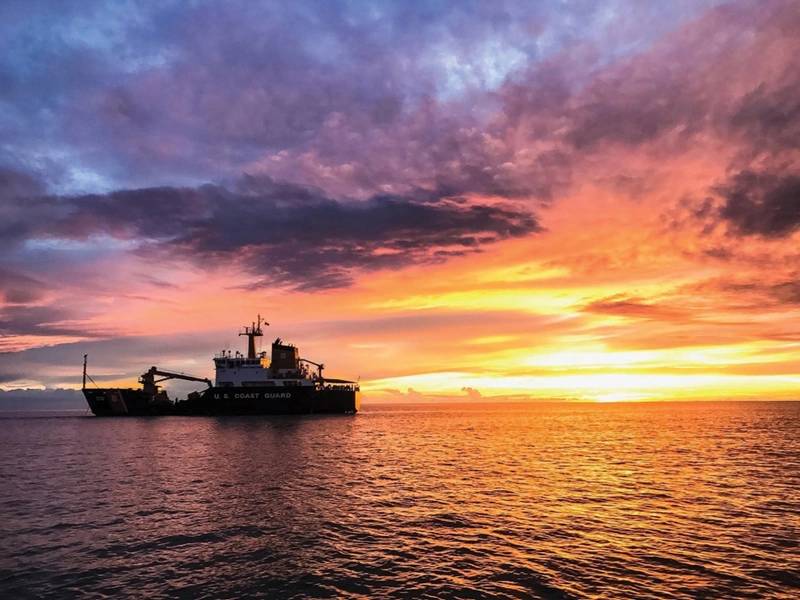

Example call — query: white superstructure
[211,315,355,392]
[213,352,315,387]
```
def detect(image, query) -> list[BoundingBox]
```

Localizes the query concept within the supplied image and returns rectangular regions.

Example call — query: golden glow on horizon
[364,370,800,402]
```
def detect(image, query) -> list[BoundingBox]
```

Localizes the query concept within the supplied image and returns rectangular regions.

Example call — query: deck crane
[299,358,325,381]
[140,367,212,396]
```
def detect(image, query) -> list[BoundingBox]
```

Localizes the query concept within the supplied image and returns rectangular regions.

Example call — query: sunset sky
[1,0,799,403]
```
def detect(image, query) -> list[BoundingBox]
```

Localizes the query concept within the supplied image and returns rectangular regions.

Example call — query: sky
[1,0,799,404]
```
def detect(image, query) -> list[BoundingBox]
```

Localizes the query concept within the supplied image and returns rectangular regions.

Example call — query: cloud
[5,1,796,209]
[1,170,540,291]
[0,0,726,196]
[0,331,225,388]
[0,305,88,338]
[771,281,800,304]
[461,386,482,401]
[687,275,800,309]
[0,268,46,304]
[583,295,691,322]
[716,170,800,237]
[729,82,800,156]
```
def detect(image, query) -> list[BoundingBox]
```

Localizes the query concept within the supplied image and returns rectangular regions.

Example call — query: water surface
[1,402,798,598]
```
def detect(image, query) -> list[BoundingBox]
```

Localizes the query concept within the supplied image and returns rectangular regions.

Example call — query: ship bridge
[213,315,358,392]
[214,316,315,387]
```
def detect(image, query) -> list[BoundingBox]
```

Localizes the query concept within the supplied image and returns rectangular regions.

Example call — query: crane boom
[140,366,212,395]
[299,358,325,380]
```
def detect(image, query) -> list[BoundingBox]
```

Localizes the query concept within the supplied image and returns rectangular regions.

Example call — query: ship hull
[84,386,359,416]
[83,388,173,416]
[177,386,360,415]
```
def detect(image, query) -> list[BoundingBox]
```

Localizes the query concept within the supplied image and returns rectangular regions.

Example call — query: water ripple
[1,402,799,598]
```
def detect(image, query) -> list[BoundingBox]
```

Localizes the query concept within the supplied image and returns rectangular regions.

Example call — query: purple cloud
[1,170,540,293]
[1,0,799,358]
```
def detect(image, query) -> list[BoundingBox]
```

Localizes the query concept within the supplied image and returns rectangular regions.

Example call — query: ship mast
[239,314,268,359]
[81,354,98,389]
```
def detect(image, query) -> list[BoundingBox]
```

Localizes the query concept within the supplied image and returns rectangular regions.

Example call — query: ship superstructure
[214,316,318,387]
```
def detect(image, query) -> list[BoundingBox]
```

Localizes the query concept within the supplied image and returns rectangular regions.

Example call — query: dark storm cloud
[716,171,800,237]
[226,191,541,290]
[1,170,539,291]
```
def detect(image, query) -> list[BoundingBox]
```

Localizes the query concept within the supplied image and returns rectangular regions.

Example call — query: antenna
[239,314,270,359]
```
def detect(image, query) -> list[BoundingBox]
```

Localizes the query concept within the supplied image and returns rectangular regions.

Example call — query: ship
[82,316,360,416]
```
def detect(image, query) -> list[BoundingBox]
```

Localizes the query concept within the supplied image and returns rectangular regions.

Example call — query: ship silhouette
[82,316,360,415]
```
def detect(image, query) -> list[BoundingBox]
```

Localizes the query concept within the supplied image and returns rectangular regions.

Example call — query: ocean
[1,402,798,599]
